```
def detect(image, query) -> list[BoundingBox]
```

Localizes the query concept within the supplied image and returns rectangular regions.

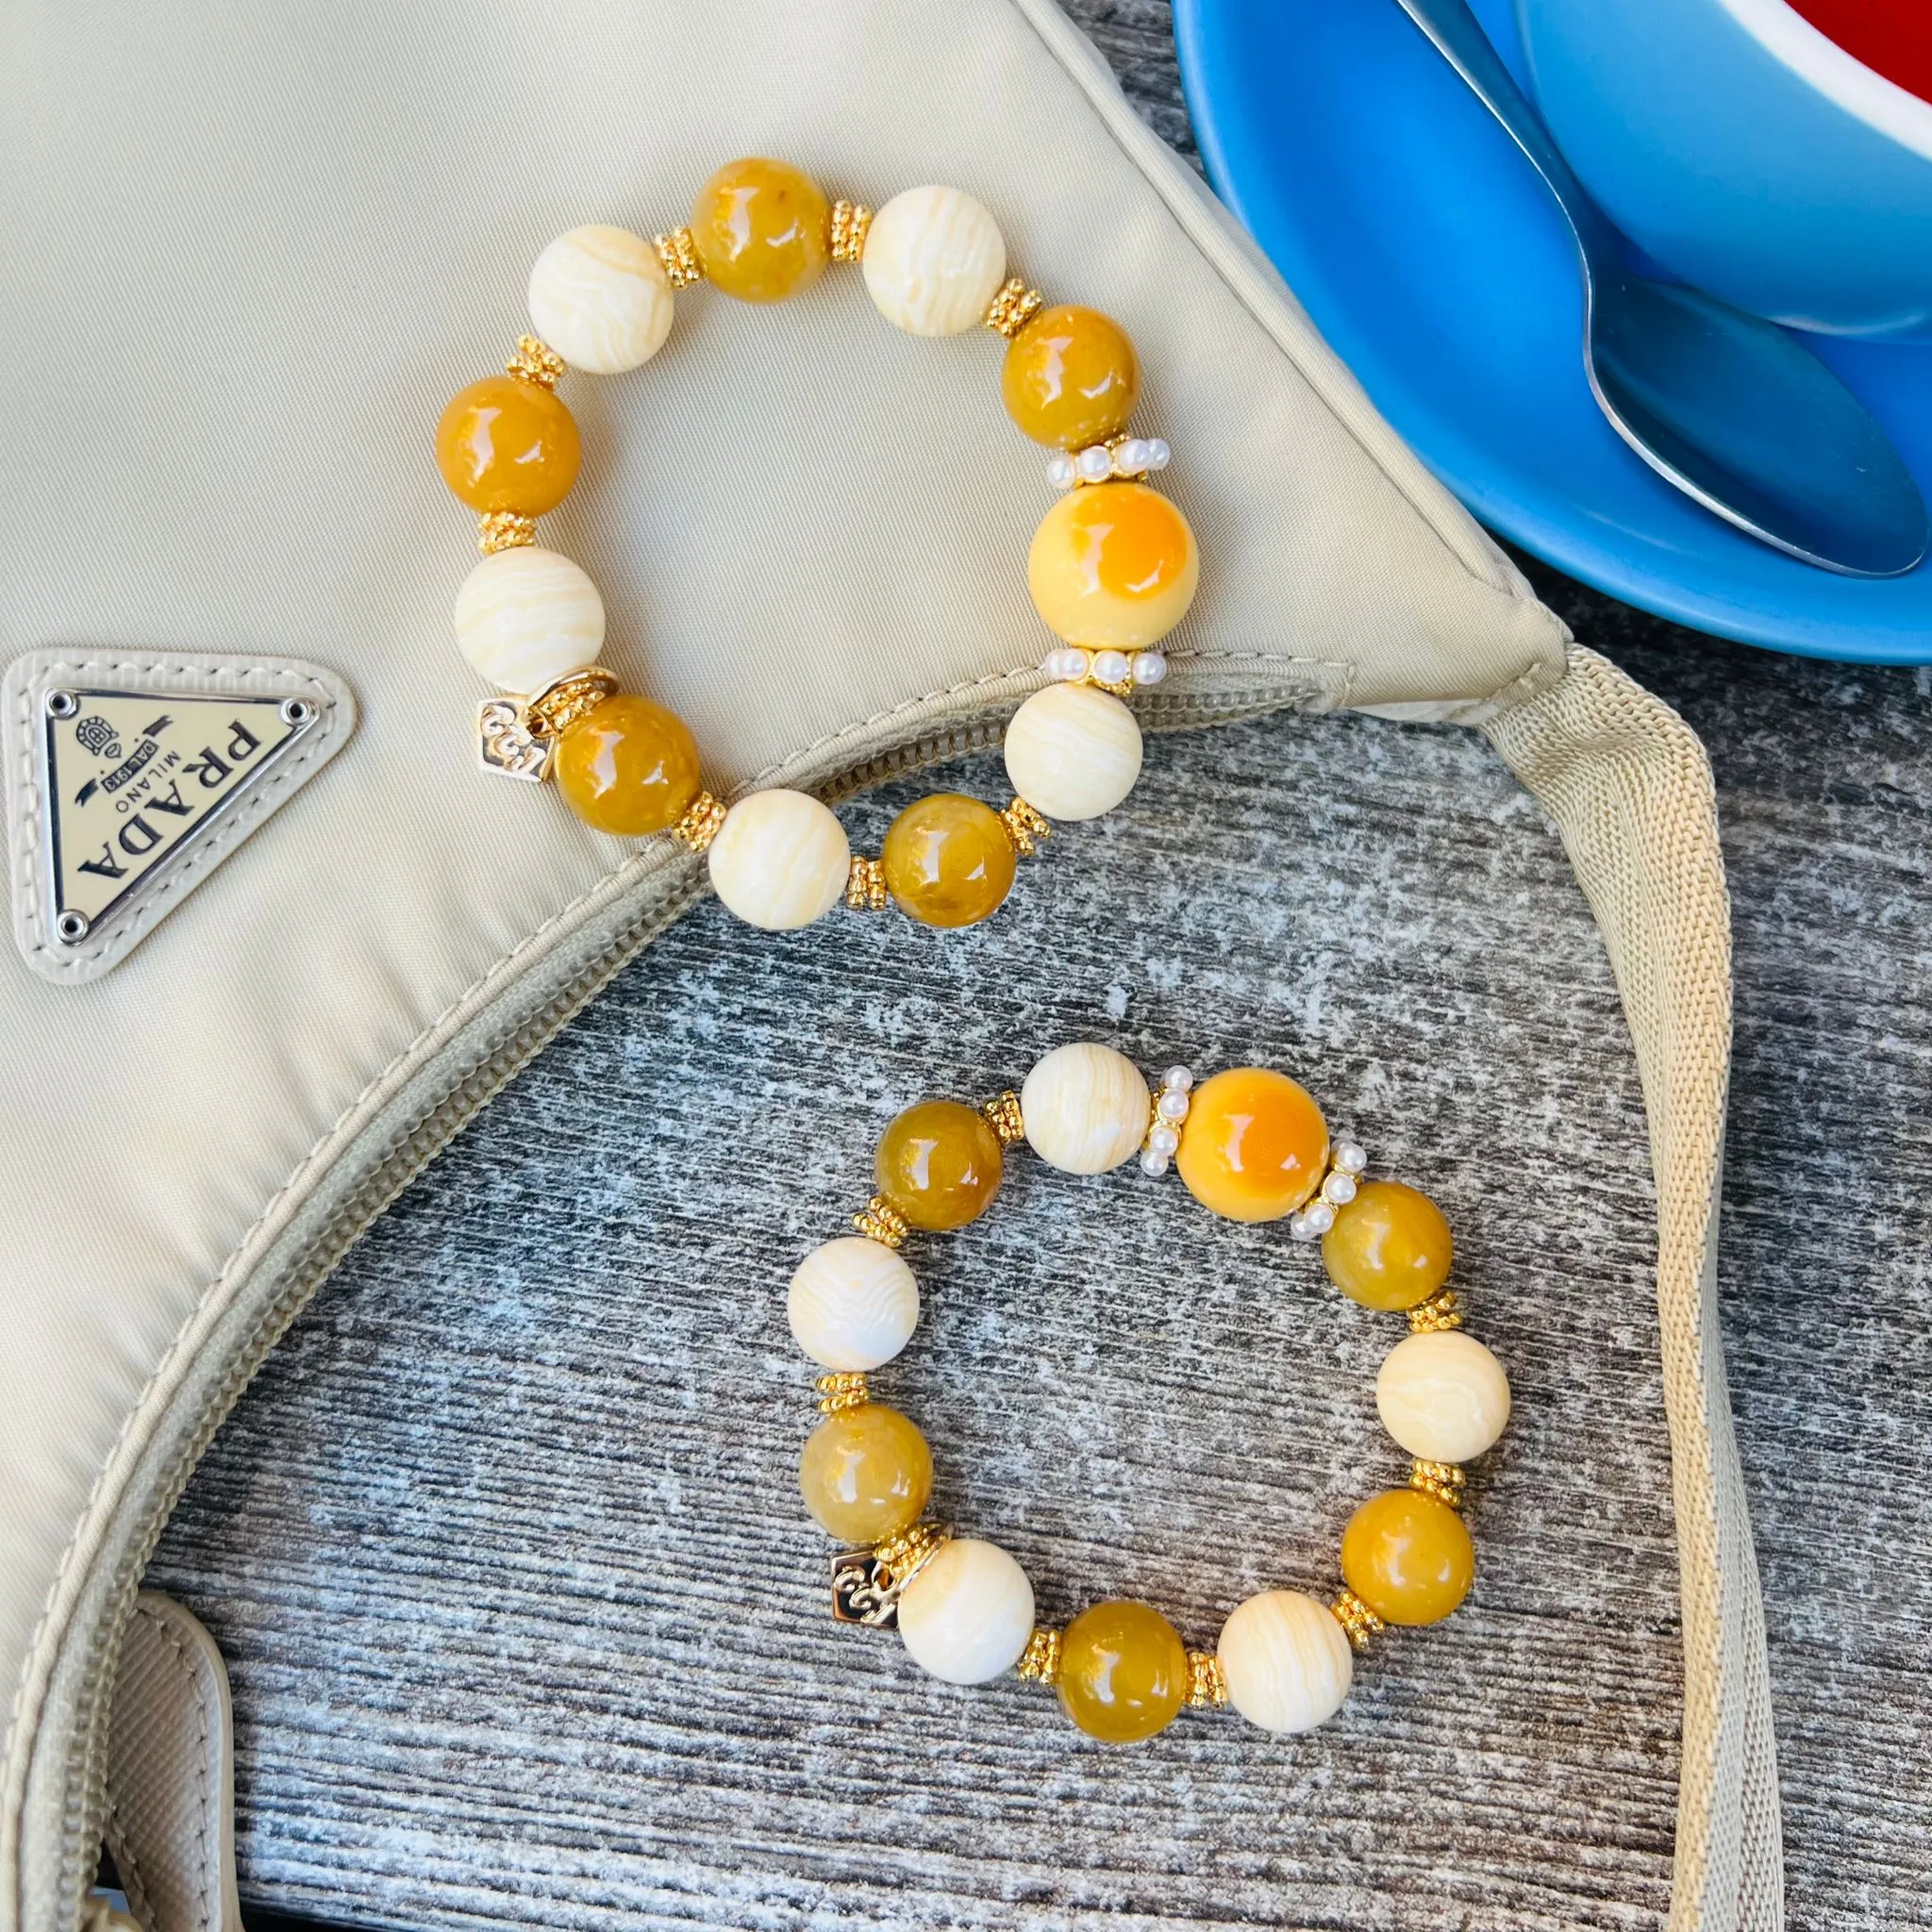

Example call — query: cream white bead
[861,186,1007,337]
[707,790,850,931]
[787,1237,919,1372]
[1002,683,1142,824]
[527,225,674,375]
[896,1538,1035,1685]
[1375,1330,1511,1463]
[1021,1041,1151,1175]
[1217,1590,1353,1735]
[452,545,605,693]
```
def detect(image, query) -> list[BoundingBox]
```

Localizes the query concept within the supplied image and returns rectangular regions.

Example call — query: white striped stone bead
[1002,682,1143,823]
[1021,1041,1151,1175]
[707,790,850,931]
[787,1237,919,1372]
[1216,1589,1354,1735]
[897,1538,1036,1685]
[1375,1330,1511,1463]
[861,186,1008,337]
[452,546,605,692]
[527,225,675,375]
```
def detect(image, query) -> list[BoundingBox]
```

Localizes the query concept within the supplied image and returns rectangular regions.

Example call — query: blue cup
[1515,0,1932,340]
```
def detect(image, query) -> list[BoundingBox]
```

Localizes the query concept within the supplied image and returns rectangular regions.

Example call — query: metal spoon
[1391,0,1929,576]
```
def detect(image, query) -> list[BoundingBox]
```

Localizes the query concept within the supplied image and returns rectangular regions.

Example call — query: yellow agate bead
[553,695,703,837]
[1056,1600,1190,1743]
[1174,1067,1329,1224]
[1001,304,1140,449]
[874,1098,1005,1231]
[798,1403,934,1543]
[690,157,831,304]
[435,375,580,516]
[1028,482,1199,651]
[1340,1489,1474,1626]
[880,792,1017,928]
[1322,1180,1455,1311]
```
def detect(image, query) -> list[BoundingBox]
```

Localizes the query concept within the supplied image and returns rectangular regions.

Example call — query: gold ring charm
[785,1044,1512,1743]
[433,159,1200,935]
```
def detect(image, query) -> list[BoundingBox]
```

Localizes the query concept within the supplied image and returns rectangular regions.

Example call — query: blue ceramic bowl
[1516,0,1932,340]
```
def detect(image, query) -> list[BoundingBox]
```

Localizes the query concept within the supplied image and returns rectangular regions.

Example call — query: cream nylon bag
[0,1,1777,1925]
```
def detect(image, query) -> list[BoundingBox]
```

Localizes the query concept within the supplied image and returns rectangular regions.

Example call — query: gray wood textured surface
[143,8,1932,1930]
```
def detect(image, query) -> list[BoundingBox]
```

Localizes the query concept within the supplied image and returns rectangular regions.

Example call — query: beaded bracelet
[433,158,1199,934]
[786,1044,1512,1743]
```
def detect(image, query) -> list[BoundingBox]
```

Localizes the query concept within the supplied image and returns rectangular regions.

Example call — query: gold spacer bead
[871,1519,951,1592]
[1016,1625,1062,1684]
[1186,1649,1227,1709]
[506,334,567,389]
[1331,1589,1385,1654]
[853,1193,909,1249]
[525,666,620,740]
[1410,1458,1468,1509]
[984,276,1046,339]
[476,510,537,556]
[980,1090,1025,1146]
[1408,1288,1465,1334]
[671,790,727,853]
[829,199,874,263]
[998,796,1052,858]
[844,854,890,912]
[654,225,705,289]
[815,1371,871,1416]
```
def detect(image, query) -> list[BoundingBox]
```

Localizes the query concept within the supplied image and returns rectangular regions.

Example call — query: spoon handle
[1389,0,1615,259]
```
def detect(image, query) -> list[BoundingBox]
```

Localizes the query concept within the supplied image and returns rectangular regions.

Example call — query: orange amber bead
[1026,482,1199,652]
[1340,1490,1474,1626]
[553,695,702,837]
[798,1404,934,1543]
[434,375,581,515]
[1001,304,1141,449]
[1174,1067,1329,1224]
[1056,1600,1190,1743]
[690,157,831,303]
[875,1099,1004,1231]
[880,792,1017,928]
[1323,1180,1454,1311]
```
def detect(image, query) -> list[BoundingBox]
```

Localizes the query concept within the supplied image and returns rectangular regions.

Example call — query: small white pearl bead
[1058,648,1092,684]
[1157,1090,1190,1123]
[1091,649,1132,686]
[1147,1124,1179,1157]
[1076,444,1113,483]
[1162,1066,1193,1092]
[1140,1149,1170,1177]
[897,1538,1035,1686]
[1146,438,1172,469]
[1130,651,1169,686]
[1323,1171,1357,1206]
[1289,1212,1315,1242]
[1021,1042,1152,1174]
[1046,453,1076,491]
[1302,1200,1337,1234]
[1335,1142,1368,1174]
[1112,437,1151,475]
[1218,1590,1353,1736]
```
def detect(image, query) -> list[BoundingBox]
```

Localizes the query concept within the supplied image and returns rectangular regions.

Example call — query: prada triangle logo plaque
[5,650,356,983]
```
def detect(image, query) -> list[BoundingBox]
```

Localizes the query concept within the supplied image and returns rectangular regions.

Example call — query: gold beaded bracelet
[786,1044,1512,1743]
[433,158,1198,934]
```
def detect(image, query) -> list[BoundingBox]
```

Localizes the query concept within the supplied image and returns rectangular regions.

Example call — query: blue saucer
[1174,0,1932,663]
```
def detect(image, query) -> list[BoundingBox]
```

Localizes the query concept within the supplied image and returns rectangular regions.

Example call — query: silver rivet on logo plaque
[44,690,77,720]
[54,909,90,943]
